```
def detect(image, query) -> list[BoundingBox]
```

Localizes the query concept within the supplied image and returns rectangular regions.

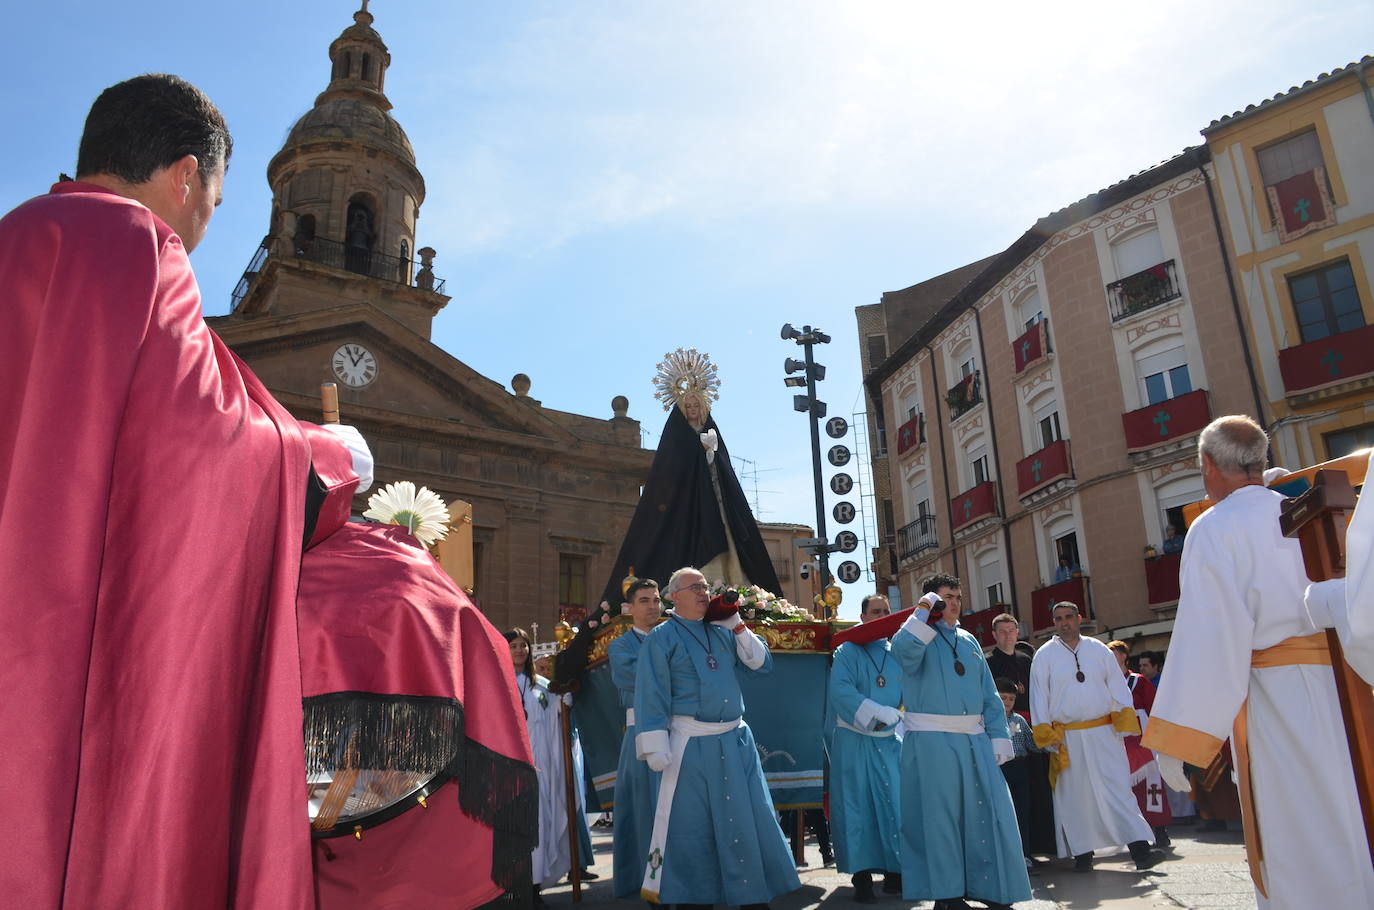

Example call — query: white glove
[320,423,374,492]
[1157,752,1191,792]
[711,612,744,630]
[875,705,903,728]
[915,591,944,625]
[992,737,1014,766]
[645,751,672,773]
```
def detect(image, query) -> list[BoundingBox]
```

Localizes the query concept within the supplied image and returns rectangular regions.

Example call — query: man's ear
[168,154,200,203]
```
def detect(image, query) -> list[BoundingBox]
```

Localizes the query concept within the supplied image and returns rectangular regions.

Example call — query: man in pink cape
[0,74,349,908]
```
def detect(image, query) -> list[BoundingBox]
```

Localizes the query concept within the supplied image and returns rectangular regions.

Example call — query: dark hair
[922,573,961,595]
[994,677,1019,696]
[625,578,659,601]
[859,593,889,614]
[76,74,231,184]
[1138,650,1161,667]
[503,627,534,677]
[992,612,1018,629]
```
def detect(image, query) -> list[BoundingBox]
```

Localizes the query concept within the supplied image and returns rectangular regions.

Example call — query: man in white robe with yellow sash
[1143,416,1374,909]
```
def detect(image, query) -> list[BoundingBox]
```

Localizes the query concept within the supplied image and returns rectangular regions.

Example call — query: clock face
[332,343,378,388]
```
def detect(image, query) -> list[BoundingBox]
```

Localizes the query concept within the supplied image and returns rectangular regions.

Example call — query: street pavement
[543,820,1255,909]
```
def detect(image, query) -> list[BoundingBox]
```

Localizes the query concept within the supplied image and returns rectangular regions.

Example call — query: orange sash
[1033,708,1140,788]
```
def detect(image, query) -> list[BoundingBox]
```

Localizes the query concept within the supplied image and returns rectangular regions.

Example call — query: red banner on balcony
[1016,439,1071,498]
[1121,389,1211,452]
[1278,322,1374,396]
[1012,320,1050,374]
[1144,551,1182,605]
[1031,576,1089,631]
[1266,167,1336,243]
[949,480,998,533]
[896,413,924,456]
[960,606,1003,647]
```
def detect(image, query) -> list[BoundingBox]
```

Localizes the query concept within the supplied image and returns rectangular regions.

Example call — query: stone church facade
[209,5,652,634]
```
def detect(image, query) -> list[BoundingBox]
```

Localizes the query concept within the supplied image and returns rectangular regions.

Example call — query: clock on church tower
[332,343,377,388]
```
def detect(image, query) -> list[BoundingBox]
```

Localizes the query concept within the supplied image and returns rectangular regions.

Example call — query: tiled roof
[1203,55,1372,133]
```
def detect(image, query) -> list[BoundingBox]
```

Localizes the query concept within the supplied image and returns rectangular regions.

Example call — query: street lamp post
[782,323,835,599]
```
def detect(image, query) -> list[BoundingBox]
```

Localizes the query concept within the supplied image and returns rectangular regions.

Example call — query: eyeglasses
[674,582,709,594]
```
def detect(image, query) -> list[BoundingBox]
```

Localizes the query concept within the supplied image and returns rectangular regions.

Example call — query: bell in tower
[225,1,448,338]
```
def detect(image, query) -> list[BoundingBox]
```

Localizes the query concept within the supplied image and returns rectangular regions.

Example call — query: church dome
[283,97,415,165]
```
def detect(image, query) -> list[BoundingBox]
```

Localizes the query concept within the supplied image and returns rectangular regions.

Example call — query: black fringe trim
[303,691,539,894]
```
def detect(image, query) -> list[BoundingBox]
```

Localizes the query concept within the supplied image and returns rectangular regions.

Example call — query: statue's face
[683,396,703,424]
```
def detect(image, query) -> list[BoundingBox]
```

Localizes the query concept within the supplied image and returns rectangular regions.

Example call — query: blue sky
[5,2,1369,616]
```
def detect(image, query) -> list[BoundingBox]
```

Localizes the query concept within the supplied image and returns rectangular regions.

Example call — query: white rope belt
[642,715,743,900]
[903,711,985,735]
[837,716,896,738]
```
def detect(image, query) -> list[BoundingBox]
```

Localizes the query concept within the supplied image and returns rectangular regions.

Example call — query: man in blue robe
[609,577,664,897]
[633,567,800,908]
[828,593,904,902]
[892,574,1031,910]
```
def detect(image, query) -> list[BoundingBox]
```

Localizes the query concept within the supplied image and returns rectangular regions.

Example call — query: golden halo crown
[652,348,720,412]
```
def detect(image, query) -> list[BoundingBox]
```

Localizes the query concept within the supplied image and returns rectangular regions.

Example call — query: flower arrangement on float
[710,582,815,623]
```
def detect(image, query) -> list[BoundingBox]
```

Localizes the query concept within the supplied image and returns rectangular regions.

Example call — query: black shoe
[979,903,1015,910]
[1128,839,1167,871]
[579,869,599,880]
[852,872,877,904]
[1153,826,1173,849]
[932,900,972,910]
[881,872,902,894]
[1074,851,1094,872]
[821,848,835,866]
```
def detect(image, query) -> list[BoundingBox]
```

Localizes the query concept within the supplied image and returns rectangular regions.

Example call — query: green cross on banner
[1153,410,1172,437]
[1021,338,1032,362]
[963,498,973,519]
[1322,348,1343,377]
[1294,197,1311,223]
[1031,458,1043,482]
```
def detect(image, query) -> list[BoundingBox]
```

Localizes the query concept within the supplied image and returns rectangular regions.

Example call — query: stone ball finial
[612,395,629,417]
[512,373,532,397]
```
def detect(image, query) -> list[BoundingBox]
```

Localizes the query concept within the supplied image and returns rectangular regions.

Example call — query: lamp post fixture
[781,323,836,596]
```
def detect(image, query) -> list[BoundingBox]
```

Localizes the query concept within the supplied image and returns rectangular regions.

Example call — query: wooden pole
[321,382,340,424]
[561,698,582,901]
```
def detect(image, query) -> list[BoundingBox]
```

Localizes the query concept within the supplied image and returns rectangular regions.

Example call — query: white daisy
[363,480,452,546]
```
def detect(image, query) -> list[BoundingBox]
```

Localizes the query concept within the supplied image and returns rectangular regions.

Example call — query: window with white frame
[1031,397,1063,450]
[1044,513,1081,584]
[1135,342,1192,406]
[1256,130,1325,189]
[975,549,1005,611]
[898,383,921,421]
[960,357,977,378]
[1015,287,1044,332]
[1156,473,1204,547]
[907,476,932,524]
[1112,225,1166,279]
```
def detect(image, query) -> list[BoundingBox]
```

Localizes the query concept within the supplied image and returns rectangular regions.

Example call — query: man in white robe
[1030,602,1162,872]
[1303,448,1374,683]
[1143,416,1374,909]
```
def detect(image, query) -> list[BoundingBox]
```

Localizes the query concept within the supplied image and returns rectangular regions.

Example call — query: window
[985,582,1005,611]
[975,550,1004,611]
[1112,226,1165,279]
[1054,532,1081,574]
[1289,260,1363,344]
[361,53,373,82]
[1038,412,1062,449]
[866,334,888,368]
[961,357,976,378]
[1325,424,1374,459]
[908,478,931,523]
[972,454,990,486]
[1257,130,1325,188]
[1015,287,1044,331]
[874,404,888,456]
[1031,396,1062,449]
[1156,473,1205,545]
[917,498,933,519]
[558,554,588,608]
[881,498,896,544]
[1136,344,1192,406]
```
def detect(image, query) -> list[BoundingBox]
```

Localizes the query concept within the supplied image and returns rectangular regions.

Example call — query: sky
[5,1,1370,617]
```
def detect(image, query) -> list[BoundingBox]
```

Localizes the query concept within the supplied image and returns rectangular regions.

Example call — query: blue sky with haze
[5,2,1369,615]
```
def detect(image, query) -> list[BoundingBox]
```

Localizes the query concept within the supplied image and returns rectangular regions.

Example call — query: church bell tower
[226,1,447,339]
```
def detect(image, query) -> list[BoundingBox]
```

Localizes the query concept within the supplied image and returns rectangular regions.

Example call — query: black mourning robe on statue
[556,407,781,681]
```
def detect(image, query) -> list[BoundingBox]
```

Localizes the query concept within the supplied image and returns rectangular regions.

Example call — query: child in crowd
[996,676,1042,872]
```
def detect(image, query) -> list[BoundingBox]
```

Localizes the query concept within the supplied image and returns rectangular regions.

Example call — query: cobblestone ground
[544,819,1254,909]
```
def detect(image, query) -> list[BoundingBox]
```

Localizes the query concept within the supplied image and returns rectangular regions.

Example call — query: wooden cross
[1279,467,1374,868]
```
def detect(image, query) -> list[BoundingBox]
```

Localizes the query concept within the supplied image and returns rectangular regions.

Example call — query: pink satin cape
[297,522,537,909]
[0,183,313,906]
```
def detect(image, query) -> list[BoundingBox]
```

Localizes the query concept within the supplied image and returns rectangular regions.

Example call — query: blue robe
[609,627,660,898]
[633,618,801,905]
[892,621,1031,905]
[827,639,903,875]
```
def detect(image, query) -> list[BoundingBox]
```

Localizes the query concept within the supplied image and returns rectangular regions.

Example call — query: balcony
[1121,389,1211,453]
[1107,259,1181,323]
[1031,576,1091,632]
[231,233,447,312]
[1144,551,1182,606]
[896,413,925,456]
[1278,323,1374,399]
[949,480,998,534]
[897,515,938,561]
[1016,439,1073,499]
[1012,319,1052,375]
[960,605,1006,648]
[946,371,983,421]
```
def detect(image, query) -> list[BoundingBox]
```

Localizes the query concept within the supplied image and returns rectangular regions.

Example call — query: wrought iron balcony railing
[897,515,938,560]
[230,234,446,312]
[1107,259,1181,322]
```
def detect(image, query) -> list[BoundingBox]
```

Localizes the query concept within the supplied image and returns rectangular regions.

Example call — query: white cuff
[735,630,766,669]
[992,737,1014,765]
[712,612,744,630]
[900,613,936,643]
[321,423,374,492]
[1304,578,1345,631]
[635,729,670,760]
[853,698,883,731]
